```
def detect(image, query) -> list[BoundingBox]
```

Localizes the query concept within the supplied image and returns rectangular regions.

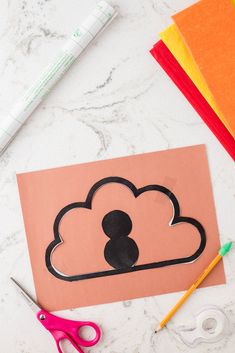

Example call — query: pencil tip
[155,325,161,333]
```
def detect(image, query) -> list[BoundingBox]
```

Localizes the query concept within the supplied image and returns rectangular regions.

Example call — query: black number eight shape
[102,210,139,269]
[45,176,206,282]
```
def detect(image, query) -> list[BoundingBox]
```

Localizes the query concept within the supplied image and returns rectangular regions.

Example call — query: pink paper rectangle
[17,145,225,311]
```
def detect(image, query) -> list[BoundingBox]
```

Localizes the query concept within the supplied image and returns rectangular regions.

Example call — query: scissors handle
[37,310,101,353]
[52,330,84,353]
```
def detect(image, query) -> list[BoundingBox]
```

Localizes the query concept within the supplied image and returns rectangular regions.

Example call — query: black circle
[104,236,139,269]
[102,210,132,239]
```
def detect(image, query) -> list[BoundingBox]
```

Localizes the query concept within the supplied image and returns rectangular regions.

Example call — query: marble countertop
[0,0,234,352]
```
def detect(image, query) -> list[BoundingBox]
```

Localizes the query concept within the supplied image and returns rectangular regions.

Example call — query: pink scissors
[11,277,101,353]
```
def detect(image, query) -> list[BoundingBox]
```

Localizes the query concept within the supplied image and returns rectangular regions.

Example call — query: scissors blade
[10,277,41,314]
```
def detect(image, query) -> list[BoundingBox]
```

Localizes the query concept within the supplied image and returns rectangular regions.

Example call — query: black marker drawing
[45,176,206,282]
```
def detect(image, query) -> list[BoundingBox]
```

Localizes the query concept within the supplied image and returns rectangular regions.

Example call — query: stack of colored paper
[150,0,235,160]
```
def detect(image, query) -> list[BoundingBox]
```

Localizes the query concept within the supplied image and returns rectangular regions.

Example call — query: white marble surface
[0,0,234,352]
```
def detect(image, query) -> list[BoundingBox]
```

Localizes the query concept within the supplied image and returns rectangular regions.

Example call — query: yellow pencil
[155,242,232,333]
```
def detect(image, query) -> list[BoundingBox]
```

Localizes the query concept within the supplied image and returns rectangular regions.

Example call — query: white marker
[0,1,117,156]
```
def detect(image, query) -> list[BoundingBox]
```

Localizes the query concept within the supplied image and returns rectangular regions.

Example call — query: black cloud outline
[45,176,206,281]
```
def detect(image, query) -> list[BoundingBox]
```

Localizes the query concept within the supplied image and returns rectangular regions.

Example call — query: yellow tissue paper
[160,25,226,129]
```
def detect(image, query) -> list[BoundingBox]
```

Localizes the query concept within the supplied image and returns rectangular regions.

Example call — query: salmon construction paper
[150,41,235,160]
[17,146,225,311]
[160,24,223,120]
[173,0,235,139]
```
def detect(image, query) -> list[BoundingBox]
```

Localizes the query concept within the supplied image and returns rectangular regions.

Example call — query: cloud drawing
[45,176,206,282]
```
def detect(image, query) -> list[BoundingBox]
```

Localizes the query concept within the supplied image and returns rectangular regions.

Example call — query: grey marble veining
[0,1,234,352]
